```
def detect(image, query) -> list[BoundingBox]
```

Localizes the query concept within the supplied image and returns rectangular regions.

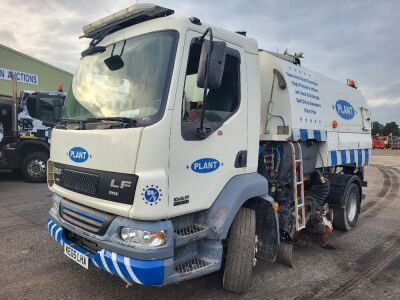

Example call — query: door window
[181,40,240,140]
[26,97,61,124]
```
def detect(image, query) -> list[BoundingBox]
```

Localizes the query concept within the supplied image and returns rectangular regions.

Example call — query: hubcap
[347,192,358,222]
[27,159,46,178]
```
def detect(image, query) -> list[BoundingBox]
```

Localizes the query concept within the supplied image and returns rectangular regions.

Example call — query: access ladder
[288,141,306,231]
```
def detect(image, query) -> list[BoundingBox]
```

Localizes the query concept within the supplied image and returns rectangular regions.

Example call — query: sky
[1,0,399,124]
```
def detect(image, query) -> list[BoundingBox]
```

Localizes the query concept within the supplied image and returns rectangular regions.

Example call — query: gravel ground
[0,151,399,299]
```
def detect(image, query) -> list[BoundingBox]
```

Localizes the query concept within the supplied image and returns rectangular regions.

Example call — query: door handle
[235,150,247,168]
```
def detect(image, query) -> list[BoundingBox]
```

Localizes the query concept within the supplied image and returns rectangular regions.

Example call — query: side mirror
[197,40,226,90]
[53,106,63,122]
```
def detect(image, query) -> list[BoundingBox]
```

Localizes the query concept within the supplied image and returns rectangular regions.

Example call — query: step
[174,224,209,247]
[175,257,215,277]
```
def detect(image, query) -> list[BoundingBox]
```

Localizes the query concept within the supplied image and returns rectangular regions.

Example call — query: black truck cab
[0,91,65,182]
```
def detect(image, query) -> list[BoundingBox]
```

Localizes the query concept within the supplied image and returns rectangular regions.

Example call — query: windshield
[62,30,178,126]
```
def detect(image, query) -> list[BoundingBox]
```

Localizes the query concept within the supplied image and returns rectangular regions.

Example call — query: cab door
[168,31,248,217]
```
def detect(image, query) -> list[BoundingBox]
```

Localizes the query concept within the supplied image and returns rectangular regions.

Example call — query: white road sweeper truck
[47,4,372,293]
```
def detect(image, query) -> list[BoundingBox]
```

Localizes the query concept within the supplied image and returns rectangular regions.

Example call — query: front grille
[63,169,98,194]
[54,162,138,204]
[60,199,115,235]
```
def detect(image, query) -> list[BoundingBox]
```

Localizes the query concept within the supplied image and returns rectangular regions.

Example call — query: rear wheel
[333,183,360,231]
[223,207,256,293]
[21,152,48,183]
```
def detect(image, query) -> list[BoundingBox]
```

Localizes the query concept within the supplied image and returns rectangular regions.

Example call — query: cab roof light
[81,4,174,39]
[347,79,357,89]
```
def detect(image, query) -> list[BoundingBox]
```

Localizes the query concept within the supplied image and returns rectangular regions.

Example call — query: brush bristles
[294,229,329,247]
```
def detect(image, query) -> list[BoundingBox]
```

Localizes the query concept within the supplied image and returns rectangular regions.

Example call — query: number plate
[64,244,89,269]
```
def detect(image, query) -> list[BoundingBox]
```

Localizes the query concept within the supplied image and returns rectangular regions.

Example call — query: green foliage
[372,121,399,136]
[372,121,384,136]
[383,121,400,136]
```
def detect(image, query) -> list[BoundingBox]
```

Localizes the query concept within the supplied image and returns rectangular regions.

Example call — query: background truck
[46,4,372,293]
[389,136,400,149]
[0,74,65,182]
[372,136,385,149]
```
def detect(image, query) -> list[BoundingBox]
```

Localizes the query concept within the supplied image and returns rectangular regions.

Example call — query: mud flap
[276,241,293,268]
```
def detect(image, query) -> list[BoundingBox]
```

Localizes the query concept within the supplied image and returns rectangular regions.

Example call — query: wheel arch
[17,140,50,158]
[204,173,279,262]
[327,173,362,209]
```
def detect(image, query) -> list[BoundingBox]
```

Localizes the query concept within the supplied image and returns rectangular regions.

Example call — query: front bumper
[47,218,168,285]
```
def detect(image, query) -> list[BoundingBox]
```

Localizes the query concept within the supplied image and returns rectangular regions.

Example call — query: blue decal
[142,185,162,205]
[335,100,355,120]
[68,147,89,163]
[191,158,221,173]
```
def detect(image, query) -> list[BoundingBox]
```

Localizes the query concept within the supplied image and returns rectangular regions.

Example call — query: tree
[372,121,383,136]
[382,122,400,136]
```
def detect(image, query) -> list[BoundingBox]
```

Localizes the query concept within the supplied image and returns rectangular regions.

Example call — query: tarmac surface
[0,149,399,299]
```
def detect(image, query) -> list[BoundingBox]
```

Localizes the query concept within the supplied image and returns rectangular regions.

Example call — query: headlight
[120,227,166,247]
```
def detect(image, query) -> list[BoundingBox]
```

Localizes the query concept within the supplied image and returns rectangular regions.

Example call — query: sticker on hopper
[335,100,355,120]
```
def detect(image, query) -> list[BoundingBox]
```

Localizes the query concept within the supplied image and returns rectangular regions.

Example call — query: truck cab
[0,89,65,182]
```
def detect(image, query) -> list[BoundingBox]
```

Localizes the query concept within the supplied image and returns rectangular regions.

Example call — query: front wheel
[333,183,361,231]
[21,152,49,183]
[223,207,256,293]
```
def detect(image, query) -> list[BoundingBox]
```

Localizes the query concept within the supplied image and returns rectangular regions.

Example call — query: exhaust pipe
[11,72,18,138]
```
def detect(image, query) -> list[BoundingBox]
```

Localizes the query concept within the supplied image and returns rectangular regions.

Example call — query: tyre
[223,207,256,293]
[333,183,360,231]
[21,152,49,183]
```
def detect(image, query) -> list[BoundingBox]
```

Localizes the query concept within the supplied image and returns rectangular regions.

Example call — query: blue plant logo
[191,158,221,173]
[142,185,162,205]
[68,147,89,163]
[335,100,355,120]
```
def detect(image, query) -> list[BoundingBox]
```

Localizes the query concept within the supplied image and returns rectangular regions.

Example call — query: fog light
[120,227,166,247]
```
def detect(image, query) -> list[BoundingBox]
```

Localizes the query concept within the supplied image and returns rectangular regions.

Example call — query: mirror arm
[198,27,214,136]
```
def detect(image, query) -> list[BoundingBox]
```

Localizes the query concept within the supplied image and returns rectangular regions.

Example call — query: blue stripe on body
[341,150,347,164]
[92,256,104,270]
[365,149,369,164]
[313,130,321,141]
[130,258,164,285]
[299,129,308,140]
[116,254,134,282]
[350,150,355,163]
[103,250,118,275]
[358,149,363,166]
[331,151,337,165]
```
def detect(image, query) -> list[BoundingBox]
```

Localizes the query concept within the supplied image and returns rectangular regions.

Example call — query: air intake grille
[60,199,115,235]
[63,169,99,194]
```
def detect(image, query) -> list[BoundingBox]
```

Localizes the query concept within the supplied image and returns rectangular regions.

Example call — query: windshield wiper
[86,117,137,128]
[57,118,87,129]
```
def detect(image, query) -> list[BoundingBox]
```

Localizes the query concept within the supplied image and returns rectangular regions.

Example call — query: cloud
[0,0,399,123]
[368,98,400,107]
